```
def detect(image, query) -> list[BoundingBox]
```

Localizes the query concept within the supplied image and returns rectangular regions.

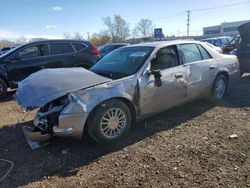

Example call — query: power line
[150,0,250,24]
[130,0,249,36]
[191,0,250,12]
[130,11,185,25]
[186,0,250,37]
[152,12,186,22]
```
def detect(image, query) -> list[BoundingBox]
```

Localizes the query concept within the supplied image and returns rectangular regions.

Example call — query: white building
[203,20,250,37]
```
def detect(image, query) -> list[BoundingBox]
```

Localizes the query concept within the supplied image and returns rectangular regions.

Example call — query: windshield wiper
[95,71,114,79]
[94,70,129,79]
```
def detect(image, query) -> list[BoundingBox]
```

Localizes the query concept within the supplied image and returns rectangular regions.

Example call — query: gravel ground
[0,75,249,188]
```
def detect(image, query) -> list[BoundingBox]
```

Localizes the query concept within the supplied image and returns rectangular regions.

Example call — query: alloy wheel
[214,78,226,99]
[100,108,127,139]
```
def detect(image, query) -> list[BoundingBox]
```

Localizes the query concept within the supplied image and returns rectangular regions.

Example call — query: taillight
[89,46,100,55]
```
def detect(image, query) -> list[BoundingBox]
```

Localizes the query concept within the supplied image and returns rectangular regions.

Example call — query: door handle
[175,73,183,78]
[209,66,215,70]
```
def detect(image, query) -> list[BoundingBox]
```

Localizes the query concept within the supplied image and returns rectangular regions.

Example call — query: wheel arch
[114,97,137,124]
[216,70,229,82]
[85,97,137,129]
[0,75,9,87]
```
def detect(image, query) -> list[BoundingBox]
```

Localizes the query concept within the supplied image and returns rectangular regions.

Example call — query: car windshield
[0,45,20,58]
[90,46,154,79]
[229,36,240,45]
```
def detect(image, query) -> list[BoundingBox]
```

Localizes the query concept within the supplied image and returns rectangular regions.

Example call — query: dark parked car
[202,36,232,48]
[237,22,250,74]
[222,35,241,54]
[0,46,15,55]
[98,43,128,57]
[0,40,100,98]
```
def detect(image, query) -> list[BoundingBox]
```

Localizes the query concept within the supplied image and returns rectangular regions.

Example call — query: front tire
[87,99,132,144]
[211,74,228,101]
[0,78,7,99]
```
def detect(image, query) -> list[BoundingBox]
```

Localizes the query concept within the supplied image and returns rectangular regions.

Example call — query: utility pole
[87,32,90,41]
[187,10,190,37]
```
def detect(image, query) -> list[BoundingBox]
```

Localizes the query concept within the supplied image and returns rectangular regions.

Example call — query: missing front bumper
[22,125,52,149]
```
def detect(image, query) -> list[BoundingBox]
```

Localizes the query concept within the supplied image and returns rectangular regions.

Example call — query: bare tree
[29,38,47,42]
[73,32,84,40]
[86,32,91,41]
[131,27,139,44]
[136,19,155,38]
[15,36,27,45]
[63,32,71,39]
[103,15,130,43]
[63,32,84,40]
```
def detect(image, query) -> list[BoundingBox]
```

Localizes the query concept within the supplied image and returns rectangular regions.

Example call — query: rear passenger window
[180,44,202,64]
[197,44,212,60]
[72,43,87,52]
[49,43,75,55]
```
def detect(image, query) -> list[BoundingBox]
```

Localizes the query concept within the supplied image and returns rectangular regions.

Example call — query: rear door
[179,43,216,100]
[139,45,188,116]
[46,42,76,68]
[72,42,96,68]
[6,43,49,82]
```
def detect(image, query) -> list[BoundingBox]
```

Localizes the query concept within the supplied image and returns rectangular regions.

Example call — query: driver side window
[14,44,48,59]
[151,45,179,70]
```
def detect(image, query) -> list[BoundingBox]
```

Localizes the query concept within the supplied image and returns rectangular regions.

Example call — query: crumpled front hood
[15,68,111,108]
[238,22,250,44]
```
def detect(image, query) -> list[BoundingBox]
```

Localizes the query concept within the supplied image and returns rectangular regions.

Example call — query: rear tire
[87,99,132,144]
[211,74,228,101]
[0,78,7,99]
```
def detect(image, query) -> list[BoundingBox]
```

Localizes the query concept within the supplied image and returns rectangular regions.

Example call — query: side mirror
[151,69,162,78]
[151,69,162,87]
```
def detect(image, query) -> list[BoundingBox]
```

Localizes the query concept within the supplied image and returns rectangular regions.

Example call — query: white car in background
[203,42,223,54]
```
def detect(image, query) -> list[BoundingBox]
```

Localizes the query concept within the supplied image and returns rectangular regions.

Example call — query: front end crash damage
[21,80,139,149]
[15,68,111,148]
[21,93,90,149]
[15,68,139,149]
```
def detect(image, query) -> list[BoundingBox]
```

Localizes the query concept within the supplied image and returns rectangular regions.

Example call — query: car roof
[126,40,202,48]
[102,43,128,46]
[0,40,89,58]
[203,36,230,40]
[21,39,89,47]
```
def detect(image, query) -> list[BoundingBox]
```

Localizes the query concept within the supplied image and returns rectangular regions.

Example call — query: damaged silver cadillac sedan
[15,40,240,147]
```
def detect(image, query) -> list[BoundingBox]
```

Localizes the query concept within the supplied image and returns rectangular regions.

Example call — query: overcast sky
[0,0,249,40]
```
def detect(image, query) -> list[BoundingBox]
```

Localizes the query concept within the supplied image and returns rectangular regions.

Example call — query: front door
[6,43,49,82]
[139,45,188,116]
